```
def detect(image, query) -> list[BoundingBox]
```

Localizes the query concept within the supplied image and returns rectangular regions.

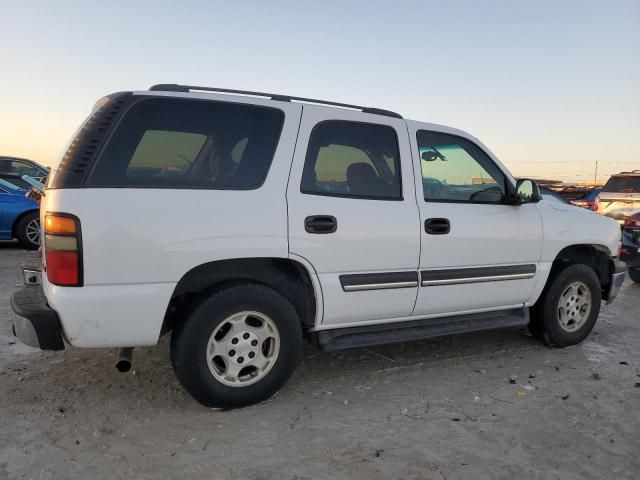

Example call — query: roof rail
[149,84,403,119]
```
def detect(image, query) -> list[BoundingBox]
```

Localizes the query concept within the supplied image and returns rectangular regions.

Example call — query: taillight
[44,213,82,286]
[593,195,600,212]
[624,216,640,228]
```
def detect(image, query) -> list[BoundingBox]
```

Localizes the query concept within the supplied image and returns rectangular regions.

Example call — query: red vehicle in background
[550,186,601,210]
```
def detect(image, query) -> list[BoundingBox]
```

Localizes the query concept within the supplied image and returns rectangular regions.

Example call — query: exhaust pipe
[116,347,134,373]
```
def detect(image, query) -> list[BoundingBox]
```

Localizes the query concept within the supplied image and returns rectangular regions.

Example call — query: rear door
[408,123,543,316]
[287,106,420,327]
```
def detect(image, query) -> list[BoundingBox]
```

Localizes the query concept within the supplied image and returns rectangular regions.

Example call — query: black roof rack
[149,84,403,119]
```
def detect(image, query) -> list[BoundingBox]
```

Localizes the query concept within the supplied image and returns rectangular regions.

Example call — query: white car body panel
[44,279,175,347]
[286,105,420,325]
[405,120,543,316]
[537,202,620,262]
[524,201,621,305]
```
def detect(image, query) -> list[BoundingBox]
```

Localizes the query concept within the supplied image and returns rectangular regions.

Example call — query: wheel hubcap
[25,219,41,245]
[557,281,592,332]
[206,311,280,387]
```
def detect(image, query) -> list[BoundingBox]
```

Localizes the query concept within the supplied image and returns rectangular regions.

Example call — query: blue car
[0,178,41,249]
[0,156,49,190]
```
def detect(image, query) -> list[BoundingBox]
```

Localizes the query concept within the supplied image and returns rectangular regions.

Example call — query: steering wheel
[423,177,444,198]
[469,186,503,202]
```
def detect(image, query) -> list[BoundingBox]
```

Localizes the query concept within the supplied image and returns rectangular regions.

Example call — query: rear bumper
[606,259,626,305]
[44,281,174,348]
[10,284,65,351]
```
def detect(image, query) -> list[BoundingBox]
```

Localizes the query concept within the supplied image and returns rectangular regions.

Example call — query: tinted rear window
[90,97,284,189]
[603,176,640,193]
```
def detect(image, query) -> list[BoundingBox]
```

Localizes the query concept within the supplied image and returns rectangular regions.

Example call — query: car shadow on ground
[0,324,541,412]
[0,240,24,250]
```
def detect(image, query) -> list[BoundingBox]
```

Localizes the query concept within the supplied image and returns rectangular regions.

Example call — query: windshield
[603,176,640,193]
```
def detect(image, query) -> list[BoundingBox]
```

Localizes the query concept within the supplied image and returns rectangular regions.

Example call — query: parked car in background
[0,178,41,249]
[571,189,601,210]
[555,186,595,203]
[0,156,49,191]
[595,171,640,223]
[620,212,640,283]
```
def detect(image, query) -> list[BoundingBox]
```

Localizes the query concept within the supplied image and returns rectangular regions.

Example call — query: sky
[1,0,638,183]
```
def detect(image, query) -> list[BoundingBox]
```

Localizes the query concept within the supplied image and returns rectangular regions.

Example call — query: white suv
[11,84,625,408]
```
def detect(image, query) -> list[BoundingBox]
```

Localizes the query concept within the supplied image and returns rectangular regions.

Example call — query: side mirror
[421,150,446,162]
[512,179,541,205]
[421,151,438,162]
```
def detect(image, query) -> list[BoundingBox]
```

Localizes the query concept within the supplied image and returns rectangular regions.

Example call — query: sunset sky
[1,0,638,183]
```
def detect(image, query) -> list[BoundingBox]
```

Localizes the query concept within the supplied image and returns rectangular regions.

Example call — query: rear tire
[170,283,302,408]
[15,212,40,250]
[529,264,601,347]
[628,268,640,284]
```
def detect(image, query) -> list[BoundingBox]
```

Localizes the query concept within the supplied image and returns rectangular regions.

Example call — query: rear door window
[90,98,285,189]
[301,121,402,200]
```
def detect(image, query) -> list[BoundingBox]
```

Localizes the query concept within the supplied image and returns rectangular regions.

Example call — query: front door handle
[425,218,450,235]
[305,215,337,234]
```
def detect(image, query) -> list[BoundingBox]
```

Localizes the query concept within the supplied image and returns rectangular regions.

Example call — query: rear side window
[301,121,402,200]
[603,176,640,193]
[0,159,44,177]
[90,98,284,189]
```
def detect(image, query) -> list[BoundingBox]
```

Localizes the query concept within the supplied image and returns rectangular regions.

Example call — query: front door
[287,106,420,327]
[408,125,543,317]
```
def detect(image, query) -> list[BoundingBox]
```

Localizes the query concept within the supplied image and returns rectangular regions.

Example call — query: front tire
[15,212,41,250]
[529,264,601,347]
[628,268,640,284]
[170,283,302,408]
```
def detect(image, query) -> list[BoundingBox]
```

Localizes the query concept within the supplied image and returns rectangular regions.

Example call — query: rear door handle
[425,218,450,235]
[305,215,337,234]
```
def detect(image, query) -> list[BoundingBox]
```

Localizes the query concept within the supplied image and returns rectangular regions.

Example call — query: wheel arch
[11,209,39,238]
[545,243,614,300]
[162,257,319,335]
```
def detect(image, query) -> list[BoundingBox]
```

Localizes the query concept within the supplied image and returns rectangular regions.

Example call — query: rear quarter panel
[43,98,303,347]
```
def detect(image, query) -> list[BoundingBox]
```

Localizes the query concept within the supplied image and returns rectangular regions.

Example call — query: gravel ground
[1,240,639,480]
